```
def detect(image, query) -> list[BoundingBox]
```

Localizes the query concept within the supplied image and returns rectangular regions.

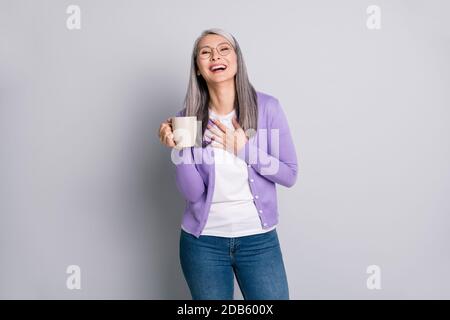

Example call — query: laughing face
[196,34,238,84]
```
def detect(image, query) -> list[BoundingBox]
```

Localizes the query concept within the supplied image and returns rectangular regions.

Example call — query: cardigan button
[259,209,263,213]
[254,195,259,199]
[250,179,254,182]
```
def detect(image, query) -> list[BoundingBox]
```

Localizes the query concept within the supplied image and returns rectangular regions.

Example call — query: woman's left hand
[206,117,248,155]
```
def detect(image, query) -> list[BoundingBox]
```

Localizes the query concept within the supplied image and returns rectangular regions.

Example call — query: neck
[207,79,235,116]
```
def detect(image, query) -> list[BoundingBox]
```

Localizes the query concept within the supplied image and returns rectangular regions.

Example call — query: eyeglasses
[197,42,234,60]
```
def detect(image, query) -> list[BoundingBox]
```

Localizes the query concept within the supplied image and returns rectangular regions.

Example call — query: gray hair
[183,28,258,143]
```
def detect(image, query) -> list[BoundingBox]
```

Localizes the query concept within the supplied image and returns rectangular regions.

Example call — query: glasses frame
[197,42,234,60]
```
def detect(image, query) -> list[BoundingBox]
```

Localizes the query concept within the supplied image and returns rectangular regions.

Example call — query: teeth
[211,65,226,71]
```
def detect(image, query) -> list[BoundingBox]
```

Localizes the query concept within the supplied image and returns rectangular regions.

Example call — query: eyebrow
[198,41,230,50]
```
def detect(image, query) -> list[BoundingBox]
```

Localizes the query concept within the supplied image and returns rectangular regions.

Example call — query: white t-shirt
[197,107,276,237]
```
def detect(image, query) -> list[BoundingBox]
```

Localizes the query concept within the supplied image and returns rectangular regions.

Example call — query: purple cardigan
[171,91,298,238]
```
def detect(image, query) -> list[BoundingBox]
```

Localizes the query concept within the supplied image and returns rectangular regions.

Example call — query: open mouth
[209,64,227,73]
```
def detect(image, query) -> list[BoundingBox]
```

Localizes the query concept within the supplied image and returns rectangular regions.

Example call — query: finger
[211,119,229,134]
[163,117,173,127]
[158,123,164,136]
[160,126,171,140]
[212,134,224,145]
[162,131,170,144]
[159,123,171,138]
[204,130,217,142]
[163,131,173,144]
[211,136,235,154]
[205,129,224,144]
[161,122,171,130]
[211,140,225,149]
[206,124,224,138]
[211,131,225,145]
[159,127,168,143]
[164,138,175,147]
[164,133,175,147]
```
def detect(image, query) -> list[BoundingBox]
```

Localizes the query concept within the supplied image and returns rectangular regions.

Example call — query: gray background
[1,0,449,299]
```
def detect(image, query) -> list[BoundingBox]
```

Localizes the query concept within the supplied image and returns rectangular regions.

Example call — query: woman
[158,28,298,300]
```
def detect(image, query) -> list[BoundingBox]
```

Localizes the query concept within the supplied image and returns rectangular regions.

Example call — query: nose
[211,48,221,61]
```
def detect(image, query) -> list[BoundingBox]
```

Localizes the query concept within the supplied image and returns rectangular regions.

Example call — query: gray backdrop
[1,0,449,299]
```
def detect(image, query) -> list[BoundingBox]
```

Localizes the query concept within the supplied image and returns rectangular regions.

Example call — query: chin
[208,73,235,82]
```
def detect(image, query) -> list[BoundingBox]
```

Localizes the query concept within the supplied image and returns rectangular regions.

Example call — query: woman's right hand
[158,117,176,148]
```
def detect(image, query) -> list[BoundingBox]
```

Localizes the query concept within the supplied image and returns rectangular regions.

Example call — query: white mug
[171,116,197,149]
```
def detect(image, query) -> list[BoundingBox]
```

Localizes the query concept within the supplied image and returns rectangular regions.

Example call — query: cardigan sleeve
[172,108,206,203]
[236,97,298,187]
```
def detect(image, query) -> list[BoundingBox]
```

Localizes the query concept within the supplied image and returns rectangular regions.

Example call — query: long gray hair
[183,28,258,142]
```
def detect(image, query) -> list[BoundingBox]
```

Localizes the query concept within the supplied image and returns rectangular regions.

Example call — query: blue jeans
[179,228,289,300]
